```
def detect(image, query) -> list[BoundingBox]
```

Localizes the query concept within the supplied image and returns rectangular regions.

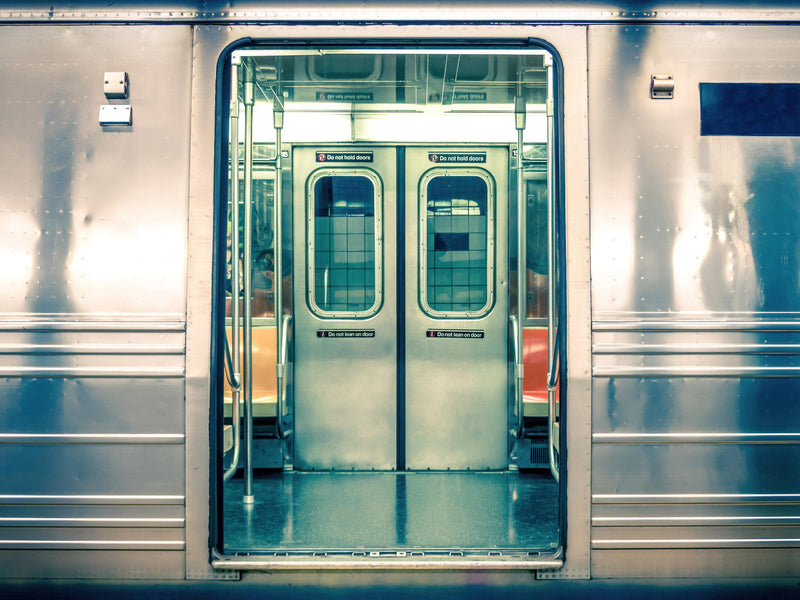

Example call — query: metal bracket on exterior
[104,71,129,99]
[650,74,674,99]
[99,104,132,126]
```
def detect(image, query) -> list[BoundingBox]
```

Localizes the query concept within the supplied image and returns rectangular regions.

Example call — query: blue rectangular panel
[700,83,800,136]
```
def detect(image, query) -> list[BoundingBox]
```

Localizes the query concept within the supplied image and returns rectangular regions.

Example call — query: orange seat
[522,328,549,416]
[223,326,277,418]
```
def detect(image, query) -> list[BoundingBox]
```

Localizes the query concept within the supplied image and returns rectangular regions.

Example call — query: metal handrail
[272,99,288,445]
[222,333,241,482]
[514,76,526,442]
[242,59,255,504]
[276,314,292,439]
[510,315,524,440]
[223,59,242,484]
[545,54,559,483]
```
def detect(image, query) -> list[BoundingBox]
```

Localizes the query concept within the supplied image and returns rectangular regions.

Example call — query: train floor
[221,470,559,554]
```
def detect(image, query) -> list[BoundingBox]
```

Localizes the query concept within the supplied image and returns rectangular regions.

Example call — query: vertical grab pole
[224,58,242,482]
[273,99,286,442]
[545,54,560,483]
[514,69,527,441]
[242,60,255,503]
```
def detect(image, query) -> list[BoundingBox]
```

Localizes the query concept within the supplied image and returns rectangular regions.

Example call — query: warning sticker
[426,330,485,339]
[428,152,486,164]
[317,330,376,338]
[453,91,488,103]
[316,152,374,163]
[316,92,374,103]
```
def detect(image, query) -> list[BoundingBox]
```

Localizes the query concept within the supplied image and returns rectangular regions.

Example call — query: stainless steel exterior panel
[0,378,184,434]
[589,26,800,319]
[593,377,800,435]
[0,550,186,579]
[589,24,800,577]
[0,28,190,317]
[591,548,800,579]
[0,444,185,495]
[592,443,800,495]
[0,24,192,579]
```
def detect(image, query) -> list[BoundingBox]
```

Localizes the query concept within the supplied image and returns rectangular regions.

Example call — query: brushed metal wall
[0,25,192,578]
[589,24,800,577]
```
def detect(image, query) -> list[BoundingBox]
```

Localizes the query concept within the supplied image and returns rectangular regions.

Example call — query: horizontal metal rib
[0,517,185,528]
[593,516,800,527]
[593,343,800,355]
[0,344,185,355]
[593,320,800,332]
[0,434,185,445]
[593,494,800,505]
[0,366,185,378]
[0,540,185,550]
[592,433,800,444]
[0,495,185,505]
[592,538,800,549]
[592,365,800,378]
[0,318,185,333]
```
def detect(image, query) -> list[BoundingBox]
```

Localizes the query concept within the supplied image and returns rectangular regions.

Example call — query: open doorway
[214,45,564,566]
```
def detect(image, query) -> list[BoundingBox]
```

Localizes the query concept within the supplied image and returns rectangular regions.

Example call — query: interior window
[421,172,493,315]
[309,173,380,316]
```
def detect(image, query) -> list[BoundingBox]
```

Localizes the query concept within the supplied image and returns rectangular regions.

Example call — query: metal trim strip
[0,320,186,332]
[0,366,185,378]
[0,540,186,550]
[592,433,800,444]
[396,146,406,471]
[0,344,185,355]
[593,343,800,355]
[0,517,185,528]
[0,495,186,505]
[212,555,564,571]
[0,434,185,445]
[592,494,800,505]
[592,366,800,378]
[592,516,800,527]
[593,320,800,332]
[592,538,800,549]
[2,7,800,24]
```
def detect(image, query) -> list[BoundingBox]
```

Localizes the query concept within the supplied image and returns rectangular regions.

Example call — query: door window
[419,171,494,317]
[307,170,383,317]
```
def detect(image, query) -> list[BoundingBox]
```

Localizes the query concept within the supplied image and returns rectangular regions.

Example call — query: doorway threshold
[211,549,563,571]
[217,470,560,571]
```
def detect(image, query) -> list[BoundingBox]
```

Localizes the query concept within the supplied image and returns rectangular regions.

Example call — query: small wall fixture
[104,71,129,99]
[651,74,674,99]
[100,71,131,126]
[99,105,132,126]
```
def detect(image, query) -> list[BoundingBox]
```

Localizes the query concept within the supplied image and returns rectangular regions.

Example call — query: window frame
[418,167,496,319]
[306,167,384,319]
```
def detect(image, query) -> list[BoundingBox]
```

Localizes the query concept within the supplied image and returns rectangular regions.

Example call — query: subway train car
[1,1,799,590]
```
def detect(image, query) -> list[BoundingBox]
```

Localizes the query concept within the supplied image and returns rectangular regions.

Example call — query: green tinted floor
[222,470,559,554]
